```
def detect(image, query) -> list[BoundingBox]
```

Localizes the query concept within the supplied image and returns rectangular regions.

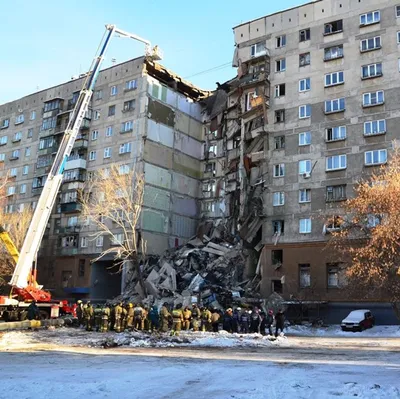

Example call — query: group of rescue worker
[75,300,285,337]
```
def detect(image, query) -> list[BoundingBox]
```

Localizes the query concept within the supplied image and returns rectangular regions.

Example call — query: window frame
[364,119,386,136]
[103,147,112,159]
[361,63,383,79]
[360,36,381,52]
[362,90,384,107]
[276,35,286,48]
[360,10,380,26]
[299,159,312,175]
[364,149,387,166]
[275,109,285,123]
[324,98,345,114]
[299,188,311,203]
[326,154,347,171]
[273,163,285,178]
[299,78,311,92]
[299,52,311,67]
[299,131,311,146]
[299,264,311,288]
[324,45,344,61]
[251,42,267,57]
[299,28,311,42]
[326,126,346,142]
[299,104,311,119]
[324,71,344,87]
[299,218,312,234]
[273,191,285,206]
[275,58,286,72]
[324,20,343,36]
[326,185,347,202]
[106,126,113,137]
[274,83,286,98]
[110,85,117,96]
[89,151,97,161]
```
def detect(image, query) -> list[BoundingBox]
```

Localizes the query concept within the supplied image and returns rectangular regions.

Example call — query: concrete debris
[119,233,262,308]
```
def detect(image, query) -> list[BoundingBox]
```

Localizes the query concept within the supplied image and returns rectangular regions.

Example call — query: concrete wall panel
[172,194,199,217]
[144,162,172,189]
[143,185,171,211]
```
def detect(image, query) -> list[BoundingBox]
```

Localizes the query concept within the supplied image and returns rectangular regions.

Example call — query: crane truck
[0,24,161,321]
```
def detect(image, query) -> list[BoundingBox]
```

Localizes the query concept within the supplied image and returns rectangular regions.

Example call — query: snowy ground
[0,327,399,398]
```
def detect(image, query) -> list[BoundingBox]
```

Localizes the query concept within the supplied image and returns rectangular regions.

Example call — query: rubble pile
[119,234,262,309]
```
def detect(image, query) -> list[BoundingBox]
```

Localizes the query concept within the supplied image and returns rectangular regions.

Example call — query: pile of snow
[286,324,400,337]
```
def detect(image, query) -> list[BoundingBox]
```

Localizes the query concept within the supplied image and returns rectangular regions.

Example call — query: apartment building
[232,0,400,301]
[0,57,208,299]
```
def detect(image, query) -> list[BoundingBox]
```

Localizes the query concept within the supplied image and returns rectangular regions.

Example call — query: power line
[184,62,232,79]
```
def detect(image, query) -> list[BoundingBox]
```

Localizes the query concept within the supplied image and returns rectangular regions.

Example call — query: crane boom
[10,25,155,297]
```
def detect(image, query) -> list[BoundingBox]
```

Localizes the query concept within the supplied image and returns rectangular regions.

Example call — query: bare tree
[80,163,146,294]
[329,149,400,318]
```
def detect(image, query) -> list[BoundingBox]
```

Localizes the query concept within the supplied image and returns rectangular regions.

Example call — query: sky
[0,0,309,105]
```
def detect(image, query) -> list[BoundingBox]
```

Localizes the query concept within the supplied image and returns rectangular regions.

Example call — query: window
[111,233,124,245]
[121,120,133,133]
[273,192,285,206]
[93,110,100,120]
[0,136,7,145]
[299,78,311,92]
[7,186,16,196]
[365,149,387,166]
[27,128,33,138]
[13,132,22,142]
[274,136,285,150]
[276,58,286,72]
[363,91,384,107]
[10,168,17,177]
[251,42,266,57]
[125,79,137,90]
[11,149,20,159]
[104,147,112,158]
[94,90,103,100]
[364,120,386,136]
[299,264,311,288]
[44,99,60,112]
[299,104,311,119]
[245,90,257,111]
[367,215,381,228]
[80,237,88,248]
[397,31,400,44]
[20,184,27,194]
[360,10,380,26]
[25,147,31,157]
[325,98,345,113]
[5,204,14,213]
[272,280,283,293]
[110,85,117,96]
[299,52,311,67]
[1,119,9,129]
[273,220,284,234]
[30,111,36,121]
[41,116,56,130]
[299,131,311,146]
[324,45,343,61]
[274,83,286,97]
[299,189,311,203]
[0,153,4,162]
[78,260,85,277]
[108,105,116,117]
[106,126,113,137]
[123,99,136,112]
[151,82,168,102]
[22,165,29,175]
[325,71,344,87]
[325,216,343,231]
[204,162,216,173]
[360,36,381,52]
[15,114,24,124]
[39,136,54,150]
[299,218,311,234]
[119,142,132,154]
[299,28,310,42]
[324,19,343,35]
[299,160,311,174]
[327,264,339,287]
[326,155,347,171]
[273,163,285,177]
[272,249,283,265]
[397,5,400,17]
[362,63,382,79]
[95,236,104,247]
[119,164,130,175]
[275,109,285,123]
[91,130,99,141]
[276,35,286,48]
[89,151,96,161]
[67,216,78,227]
[326,126,346,142]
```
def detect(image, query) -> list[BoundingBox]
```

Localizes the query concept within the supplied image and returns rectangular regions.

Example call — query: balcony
[58,226,81,234]
[73,139,88,150]
[227,148,240,162]
[58,247,79,256]
[64,158,87,171]
[39,129,55,139]
[38,145,59,156]
[60,202,82,213]
[62,171,86,184]
[249,151,264,163]
[80,118,90,130]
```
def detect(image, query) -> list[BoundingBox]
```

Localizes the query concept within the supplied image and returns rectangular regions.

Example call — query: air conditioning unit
[302,172,311,178]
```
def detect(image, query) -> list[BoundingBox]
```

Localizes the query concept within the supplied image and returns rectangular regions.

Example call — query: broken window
[276,35,286,48]
[272,279,283,293]
[273,220,284,234]
[274,83,286,97]
[275,58,286,72]
[78,259,85,277]
[123,99,136,112]
[299,264,311,288]
[327,263,339,287]
[275,110,285,123]
[274,136,285,150]
[299,28,311,42]
[324,20,343,35]
[61,236,77,248]
[204,162,216,175]
[325,216,343,231]
[251,42,266,57]
[326,126,346,142]
[273,163,285,177]
[271,250,283,266]
[324,45,343,61]
[108,105,116,117]
[299,52,311,67]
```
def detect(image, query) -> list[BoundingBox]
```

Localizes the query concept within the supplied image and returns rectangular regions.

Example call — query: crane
[1,24,161,312]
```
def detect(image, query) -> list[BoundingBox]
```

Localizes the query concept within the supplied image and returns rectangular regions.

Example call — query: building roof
[232,0,323,29]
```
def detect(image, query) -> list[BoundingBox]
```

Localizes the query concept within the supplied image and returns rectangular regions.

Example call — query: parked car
[341,309,375,332]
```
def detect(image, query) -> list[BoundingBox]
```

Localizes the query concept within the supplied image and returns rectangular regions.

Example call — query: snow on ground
[286,324,400,337]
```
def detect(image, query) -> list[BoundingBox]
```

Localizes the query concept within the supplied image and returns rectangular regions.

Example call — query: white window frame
[299,218,312,234]
[325,98,345,114]
[275,58,286,72]
[121,120,133,133]
[299,189,311,203]
[324,71,344,87]
[0,153,4,162]
[0,136,8,145]
[299,131,311,146]
[95,236,104,247]
[363,91,384,107]
[397,5,400,17]
[276,35,286,48]
[299,28,310,42]
[30,111,36,121]
[326,126,346,142]
[11,149,20,159]
[273,163,285,177]
[364,120,386,136]
[15,114,24,124]
[360,11,380,26]
[10,168,17,177]
[364,149,387,166]
[7,186,16,196]
[89,151,97,161]
[106,126,113,137]
[110,85,117,96]
[273,192,285,206]
[251,42,266,57]
[81,237,88,248]
[324,45,343,61]
[360,36,381,52]
[299,160,311,175]
[119,142,132,154]
[274,84,285,98]
[13,132,22,141]
[93,110,100,120]
[397,31,400,44]
[362,63,382,79]
[299,78,311,92]
[126,79,137,90]
[299,104,311,119]
[104,147,111,159]
[119,164,130,175]
[299,52,311,67]
[25,147,31,157]
[20,184,27,194]
[91,130,99,141]
[326,154,347,171]
[22,165,29,175]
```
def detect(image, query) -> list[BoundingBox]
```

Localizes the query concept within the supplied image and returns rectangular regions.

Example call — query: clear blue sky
[0,0,309,104]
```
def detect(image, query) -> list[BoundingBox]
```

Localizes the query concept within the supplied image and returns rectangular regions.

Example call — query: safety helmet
[77,300,82,304]
[129,303,133,308]
[236,307,241,311]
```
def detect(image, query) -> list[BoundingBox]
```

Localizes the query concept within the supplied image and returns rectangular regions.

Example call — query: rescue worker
[149,305,160,331]
[76,300,84,327]
[109,303,116,331]
[211,308,220,332]
[133,303,144,330]
[264,310,274,336]
[183,306,192,330]
[232,307,240,333]
[27,300,40,321]
[240,309,250,334]
[126,303,134,330]
[160,302,170,332]
[251,307,262,334]
[121,303,128,332]
[171,303,184,336]
[201,306,212,332]
[223,308,233,332]
[142,306,149,331]
[94,304,103,332]
[100,303,111,333]
[84,301,94,331]
[275,309,285,337]
[114,302,123,333]
[191,304,200,332]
